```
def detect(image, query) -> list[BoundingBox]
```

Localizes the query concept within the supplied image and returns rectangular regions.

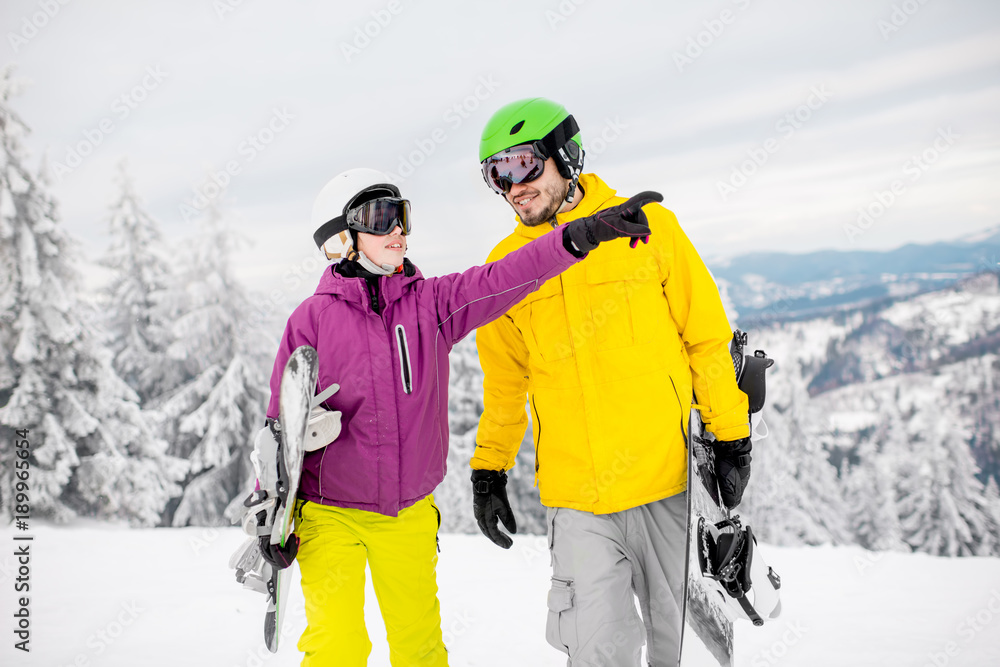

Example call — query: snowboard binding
[229,533,271,595]
[697,516,782,626]
[227,347,339,653]
[230,420,285,594]
[230,377,344,591]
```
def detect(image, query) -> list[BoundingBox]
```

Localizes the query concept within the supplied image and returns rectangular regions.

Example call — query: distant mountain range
[710,227,1000,323]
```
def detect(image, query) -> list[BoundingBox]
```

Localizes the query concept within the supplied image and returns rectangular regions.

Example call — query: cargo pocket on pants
[545,577,577,655]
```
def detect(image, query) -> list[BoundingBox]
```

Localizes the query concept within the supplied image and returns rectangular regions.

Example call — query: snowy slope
[2,523,999,667]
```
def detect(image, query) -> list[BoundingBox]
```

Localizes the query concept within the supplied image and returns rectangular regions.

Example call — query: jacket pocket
[395,324,413,395]
[545,577,577,655]
[521,277,574,362]
[585,257,640,350]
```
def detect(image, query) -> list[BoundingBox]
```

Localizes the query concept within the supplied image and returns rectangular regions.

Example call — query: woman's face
[356,224,407,268]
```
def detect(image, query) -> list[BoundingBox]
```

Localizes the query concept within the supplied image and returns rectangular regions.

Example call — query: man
[469,98,752,666]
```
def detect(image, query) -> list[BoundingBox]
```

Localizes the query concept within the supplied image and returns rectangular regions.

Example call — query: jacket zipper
[531,395,542,487]
[395,324,412,395]
[669,377,689,445]
[365,276,381,314]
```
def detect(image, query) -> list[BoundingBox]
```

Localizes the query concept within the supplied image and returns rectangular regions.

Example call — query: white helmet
[311,168,400,260]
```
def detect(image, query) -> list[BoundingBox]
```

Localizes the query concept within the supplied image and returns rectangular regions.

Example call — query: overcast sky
[3,0,998,302]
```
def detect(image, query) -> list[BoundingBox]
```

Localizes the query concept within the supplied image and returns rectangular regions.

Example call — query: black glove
[259,534,299,570]
[565,191,662,253]
[714,437,752,509]
[471,469,517,549]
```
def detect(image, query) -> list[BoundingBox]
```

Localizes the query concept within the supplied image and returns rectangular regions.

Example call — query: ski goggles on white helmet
[345,197,411,236]
[481,144,545,195]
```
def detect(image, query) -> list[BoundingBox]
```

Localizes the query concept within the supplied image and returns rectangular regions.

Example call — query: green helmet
[479,98,585,199]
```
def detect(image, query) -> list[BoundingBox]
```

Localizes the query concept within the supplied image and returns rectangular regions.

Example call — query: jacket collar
[314,257,423,302]
[511,173,618,241]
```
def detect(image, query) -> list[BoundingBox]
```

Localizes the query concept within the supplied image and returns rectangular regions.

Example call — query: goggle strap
[343,183,400,215]
[537,114,580,160]
[313,215,346,249]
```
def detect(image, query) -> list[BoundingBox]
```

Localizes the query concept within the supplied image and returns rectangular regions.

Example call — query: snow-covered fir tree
[436,333,559,535]
[843,437,907,552]
[739,326,850,546]
[894,410,999,557]
[435,333,483,534]
[148,203,273,526]
[984,476,1000,551]
[748,287,1000,557]
[0,70,185,525]
[100,161,173,403]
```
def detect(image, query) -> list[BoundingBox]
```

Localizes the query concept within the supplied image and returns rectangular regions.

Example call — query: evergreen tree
[149,204,273,526]
[740,326,850,546]
[100,160,172,403]
[844,438,907,552]
[436,333,483,534]
[983,476,1000,555]
[896,415,998,557]
[0,70,185,525]
[447,331,485,437]
[436,333,547,535]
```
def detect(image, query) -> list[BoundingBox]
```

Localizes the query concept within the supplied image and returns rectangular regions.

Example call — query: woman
[247,168,657,666]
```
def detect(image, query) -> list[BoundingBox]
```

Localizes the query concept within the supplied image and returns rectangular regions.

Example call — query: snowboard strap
[242,489,278,537]
[703,518,756,597]
[730,328,775,415]
[702,517,782,626]
[736,595,764,626]
[735,564,782,626]
[740,352,774,414]
[312,383,339,408]
[305,384,343,452]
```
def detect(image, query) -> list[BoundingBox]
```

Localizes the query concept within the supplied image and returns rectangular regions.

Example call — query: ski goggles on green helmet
[345,197,411,236]
[481,144,545,195]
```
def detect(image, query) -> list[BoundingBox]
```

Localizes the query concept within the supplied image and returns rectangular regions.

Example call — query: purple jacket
[266,229,579,516]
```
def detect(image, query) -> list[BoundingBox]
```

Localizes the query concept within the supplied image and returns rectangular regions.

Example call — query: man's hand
[565,191,662,253]
[714,437,752,509]
[471,469,517,549]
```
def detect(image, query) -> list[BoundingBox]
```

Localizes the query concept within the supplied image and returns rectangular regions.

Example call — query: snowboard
[264,345,319,653]
[679,406,736,667]
[678,330,780,666]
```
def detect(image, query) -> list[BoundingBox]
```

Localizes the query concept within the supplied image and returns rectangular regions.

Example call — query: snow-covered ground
[2,523,1000,667]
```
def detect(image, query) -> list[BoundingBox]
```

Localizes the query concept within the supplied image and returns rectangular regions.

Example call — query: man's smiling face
[504,156,570,227]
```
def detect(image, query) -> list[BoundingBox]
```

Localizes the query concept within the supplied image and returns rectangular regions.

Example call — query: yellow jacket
[471,173,749,514]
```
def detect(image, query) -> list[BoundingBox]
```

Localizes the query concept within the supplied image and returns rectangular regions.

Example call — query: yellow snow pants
[295,496,448,666]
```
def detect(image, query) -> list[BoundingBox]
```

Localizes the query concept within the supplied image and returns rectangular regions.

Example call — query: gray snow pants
[544,492,687,667]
